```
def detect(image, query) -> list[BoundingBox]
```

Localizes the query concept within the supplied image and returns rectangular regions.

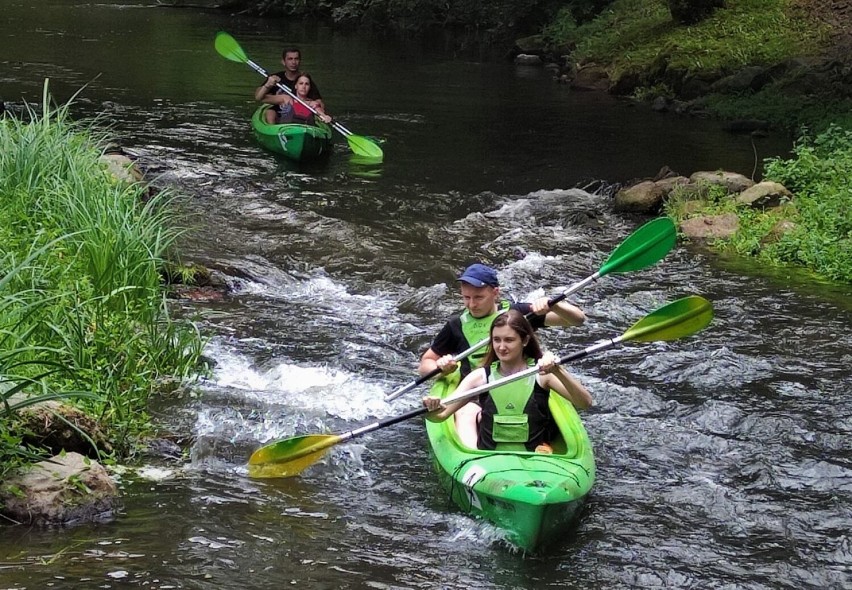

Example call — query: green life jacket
[486,359,537,452]
[459,300,511,371]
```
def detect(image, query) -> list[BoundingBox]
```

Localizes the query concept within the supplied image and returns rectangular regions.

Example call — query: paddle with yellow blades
[247,294,712,478]
[214,31,384,161]
[383,216,678,401]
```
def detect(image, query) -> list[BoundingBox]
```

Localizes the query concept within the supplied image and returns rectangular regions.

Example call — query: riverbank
[0,91,204,522]
[521,0,851,283]
[528,0,852,131]
[609,123,851,283]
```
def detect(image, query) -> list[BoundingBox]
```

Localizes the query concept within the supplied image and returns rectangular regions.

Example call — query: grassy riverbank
[664,125,851,282]
[0,91,203,478]
[540,0,850,282]
[543,0,852,130]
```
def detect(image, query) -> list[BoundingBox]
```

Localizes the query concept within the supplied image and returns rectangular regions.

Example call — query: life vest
[291,100,314,123]
[458,299,511,374]
[278,100,316,125]
[478,360,551,451]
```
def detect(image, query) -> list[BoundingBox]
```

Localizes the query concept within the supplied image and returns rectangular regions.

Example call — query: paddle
[247,294,711,478]
[214,31,384,161]
[383,216,677,401]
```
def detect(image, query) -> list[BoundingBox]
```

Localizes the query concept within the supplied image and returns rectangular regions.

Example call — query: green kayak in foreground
[425,375,596,552]
[251,104,333,162]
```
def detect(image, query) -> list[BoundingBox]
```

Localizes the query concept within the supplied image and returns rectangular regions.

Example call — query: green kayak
[251,104,333,162]
[425,374,595,552]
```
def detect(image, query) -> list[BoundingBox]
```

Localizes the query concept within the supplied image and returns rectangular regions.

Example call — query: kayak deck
[424,376,595,551]
[251,104,333,161]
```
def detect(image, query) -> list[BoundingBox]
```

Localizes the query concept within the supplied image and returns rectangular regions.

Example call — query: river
[1,1,851,589]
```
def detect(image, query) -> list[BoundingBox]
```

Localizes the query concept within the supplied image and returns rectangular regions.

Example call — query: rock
[680,213,740,239]
[679,76,712,100]
[514,54,543,66]
[15,401,112,457]
[710,66,771,93]
[651,96,670,112]
[610,69,642,95]
[655,175,691,199]
[169,285,227,302]
[571,64,610,91]
[735,181,793,209]
[99,153,143,184]
[614,181,666,213]
[512,35,546,55]
[689,170,754,193]
[0,452,118,525]
[653,166,681,181]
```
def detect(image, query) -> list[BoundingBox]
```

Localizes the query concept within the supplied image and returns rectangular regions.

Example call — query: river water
[2,1,851,589]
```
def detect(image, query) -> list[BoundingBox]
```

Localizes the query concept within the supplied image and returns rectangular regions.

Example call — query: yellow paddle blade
[247,434,341,479]
[623,295,713,342]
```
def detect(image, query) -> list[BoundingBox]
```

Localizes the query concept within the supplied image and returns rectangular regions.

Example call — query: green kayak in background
[425,375,596,552]
[251,104,333,162]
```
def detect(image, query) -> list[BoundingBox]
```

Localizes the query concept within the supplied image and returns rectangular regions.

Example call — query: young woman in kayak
[422,309,592,452]
[259,73,333,126]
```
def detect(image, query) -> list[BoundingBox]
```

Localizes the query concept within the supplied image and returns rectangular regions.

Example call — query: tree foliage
[223,0,565,41]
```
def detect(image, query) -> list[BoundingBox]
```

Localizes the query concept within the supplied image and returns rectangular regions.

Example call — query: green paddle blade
[599,217,677,276]
[214,31,248,64]
[248,434,341,478]
[345,134,384,160]
[623,295,713,343]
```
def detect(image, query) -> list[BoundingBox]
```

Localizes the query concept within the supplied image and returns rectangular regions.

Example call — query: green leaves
[0,84,204,470]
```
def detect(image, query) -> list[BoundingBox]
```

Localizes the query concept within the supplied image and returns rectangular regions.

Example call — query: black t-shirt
[268,70,322,100]
[429,302,546,377]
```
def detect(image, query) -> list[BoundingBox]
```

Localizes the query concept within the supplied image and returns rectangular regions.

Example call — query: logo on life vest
[505,403,515,410]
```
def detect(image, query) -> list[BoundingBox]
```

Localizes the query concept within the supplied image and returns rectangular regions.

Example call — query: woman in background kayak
[257,73,333,126]
[422,309,592,453]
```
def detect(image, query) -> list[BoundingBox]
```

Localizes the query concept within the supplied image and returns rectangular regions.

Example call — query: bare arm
[530,297,585,327]
[418,347,458,377]
[422,368,486,421]
[254,75,279,101]
[538,352,593,409]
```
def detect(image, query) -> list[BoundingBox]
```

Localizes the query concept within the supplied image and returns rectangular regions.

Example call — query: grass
[540,0,852,129]
[0,85,204,477]
[664,125,852,282]
[546,0,827,78]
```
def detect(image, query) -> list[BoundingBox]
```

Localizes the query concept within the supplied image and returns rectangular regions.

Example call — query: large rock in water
[0,452,118,525]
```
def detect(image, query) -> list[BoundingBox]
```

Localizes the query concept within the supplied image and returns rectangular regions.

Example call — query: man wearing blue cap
[418,263,585,379]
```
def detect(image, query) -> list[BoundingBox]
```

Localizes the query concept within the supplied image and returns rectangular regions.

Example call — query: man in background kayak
[254,47,325,124]
[418,263,585,380]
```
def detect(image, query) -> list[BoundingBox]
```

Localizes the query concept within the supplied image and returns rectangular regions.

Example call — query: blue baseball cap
[457,263,499,288]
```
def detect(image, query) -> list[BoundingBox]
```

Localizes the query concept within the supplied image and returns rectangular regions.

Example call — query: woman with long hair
[423,309,592,452]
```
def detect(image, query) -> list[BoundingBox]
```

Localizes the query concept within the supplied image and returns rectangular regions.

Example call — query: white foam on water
[208,354,390,422]
[227,271,397,318]
[136,467,178,481]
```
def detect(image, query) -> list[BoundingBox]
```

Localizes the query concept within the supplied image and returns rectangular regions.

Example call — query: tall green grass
[0,85,203,475]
